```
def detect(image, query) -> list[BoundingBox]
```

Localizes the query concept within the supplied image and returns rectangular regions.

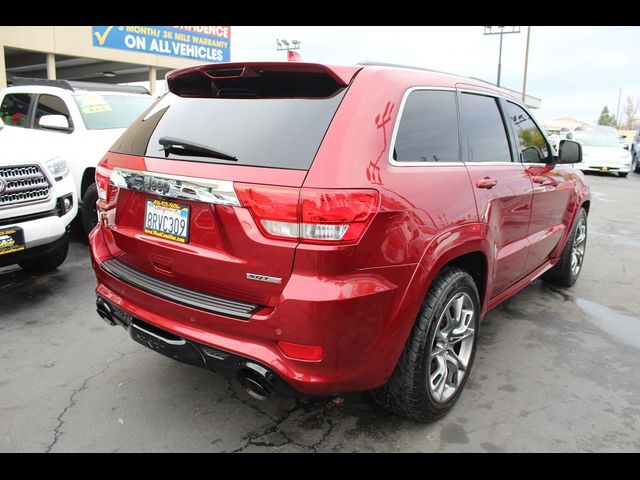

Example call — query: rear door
[502,100,575,272]
[458,90,534,298]
[103,63,359,308]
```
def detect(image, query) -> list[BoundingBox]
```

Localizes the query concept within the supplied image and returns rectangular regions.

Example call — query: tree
[622,95,639,130]
[597,106,617,127]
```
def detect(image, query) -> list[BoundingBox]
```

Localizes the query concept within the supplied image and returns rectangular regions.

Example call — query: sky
[223,26,640,126]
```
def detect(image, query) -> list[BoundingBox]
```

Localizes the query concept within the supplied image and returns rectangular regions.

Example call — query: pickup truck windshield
[74,93,154,130]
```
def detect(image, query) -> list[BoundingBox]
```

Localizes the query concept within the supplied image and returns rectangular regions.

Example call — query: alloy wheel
[428,292,475,403]
[571,218,587,276]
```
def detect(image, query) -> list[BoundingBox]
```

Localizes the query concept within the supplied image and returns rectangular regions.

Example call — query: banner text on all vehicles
[92,26,231,62]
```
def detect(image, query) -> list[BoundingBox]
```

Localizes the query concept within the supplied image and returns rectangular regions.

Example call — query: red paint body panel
[89,62,591,395]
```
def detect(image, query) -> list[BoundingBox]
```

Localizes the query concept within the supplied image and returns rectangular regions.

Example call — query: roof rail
[357,61,458,77]
[9,77,150,95]
[358,62,508,89]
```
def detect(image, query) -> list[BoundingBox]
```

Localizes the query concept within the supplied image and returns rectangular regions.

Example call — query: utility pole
[615,88,622,129]
[276,39,301,59]
[483,26,521,87]
[521,26,531,104]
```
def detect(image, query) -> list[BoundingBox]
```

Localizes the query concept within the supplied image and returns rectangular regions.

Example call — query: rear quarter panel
[302,68,482,381]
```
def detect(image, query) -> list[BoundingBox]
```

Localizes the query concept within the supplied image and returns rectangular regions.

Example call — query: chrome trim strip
[110,167,240,206]
[131,322,186,346]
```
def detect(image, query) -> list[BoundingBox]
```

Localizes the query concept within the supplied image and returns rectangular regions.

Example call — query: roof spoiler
[166,62,362,98]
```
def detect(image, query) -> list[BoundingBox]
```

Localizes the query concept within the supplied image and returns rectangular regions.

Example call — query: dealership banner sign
[92,26,231,62]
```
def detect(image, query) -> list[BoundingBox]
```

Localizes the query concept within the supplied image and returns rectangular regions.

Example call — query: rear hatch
[101,62,360,308]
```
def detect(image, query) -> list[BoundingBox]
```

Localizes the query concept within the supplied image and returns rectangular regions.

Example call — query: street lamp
[276,39,301,58]
[483,26,521,87]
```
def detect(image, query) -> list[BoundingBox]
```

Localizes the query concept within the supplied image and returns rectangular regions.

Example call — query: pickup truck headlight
[46,156,70,181]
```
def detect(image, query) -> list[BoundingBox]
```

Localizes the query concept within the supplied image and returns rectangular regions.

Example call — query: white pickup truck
[0,134,77,272]
[0,79,154,235]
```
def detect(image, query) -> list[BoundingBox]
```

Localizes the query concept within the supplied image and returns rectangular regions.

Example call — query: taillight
[95,163,117,208]
[234,184,379,245]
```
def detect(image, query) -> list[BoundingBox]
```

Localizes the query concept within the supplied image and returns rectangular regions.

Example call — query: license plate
[143,199,190,243]
[0,227,25,256]
[600,167,609,172]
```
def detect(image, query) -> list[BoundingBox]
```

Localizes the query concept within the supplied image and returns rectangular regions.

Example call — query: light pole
[483,26,521,87]
[276,39,301,59]
[521,26,531,103]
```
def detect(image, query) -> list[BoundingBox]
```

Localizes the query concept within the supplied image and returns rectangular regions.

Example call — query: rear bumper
[89,225,417,396]
[577,159,631,172]
[96,296,299,397]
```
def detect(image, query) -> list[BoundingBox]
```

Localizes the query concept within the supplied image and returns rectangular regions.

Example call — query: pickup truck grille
[0,165,51,207]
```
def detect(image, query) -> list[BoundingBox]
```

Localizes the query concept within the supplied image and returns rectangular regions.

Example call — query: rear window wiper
[158,136,238,162]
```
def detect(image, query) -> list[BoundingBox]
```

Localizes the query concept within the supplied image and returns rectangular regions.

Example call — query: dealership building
[0,26,231,94]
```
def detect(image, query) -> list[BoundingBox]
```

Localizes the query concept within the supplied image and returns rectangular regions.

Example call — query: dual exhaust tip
[237,363,274,401]
[96,297,274,401]
[96,297,116,326]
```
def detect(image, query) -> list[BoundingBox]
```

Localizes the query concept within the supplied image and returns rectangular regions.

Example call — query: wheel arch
[80,167,96,198]
[372,230,491,404]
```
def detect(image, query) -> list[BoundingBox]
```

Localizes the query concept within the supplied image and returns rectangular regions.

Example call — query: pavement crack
[225,377,278,422]
[44,348,140,453]
[230,400,306,453]
[309,417,335,453]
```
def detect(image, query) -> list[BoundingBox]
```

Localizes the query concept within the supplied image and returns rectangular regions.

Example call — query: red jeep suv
[89,61,590,421]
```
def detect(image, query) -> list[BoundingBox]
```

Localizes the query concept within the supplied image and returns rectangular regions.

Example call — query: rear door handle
[476,177,498,189]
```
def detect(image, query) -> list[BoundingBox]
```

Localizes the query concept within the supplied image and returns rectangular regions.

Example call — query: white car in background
[0,131,77,272]
[567,129,632,177]
[0,79,154,234]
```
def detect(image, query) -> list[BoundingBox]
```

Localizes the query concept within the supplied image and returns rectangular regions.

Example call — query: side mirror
[522,146,544,163]
[557,139,582,164]
[623,143,629,150]
[39,114,72,132]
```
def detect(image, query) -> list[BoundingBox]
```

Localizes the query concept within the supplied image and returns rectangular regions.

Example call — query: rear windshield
[111,89,347,170]
[74,93,154,130]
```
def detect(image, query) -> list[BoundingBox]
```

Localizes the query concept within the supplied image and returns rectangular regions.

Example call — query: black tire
[19,235,69,273]
[371,267,480,422]
[632,152,639,173]
[542,208,587,287]
[619,172,629,178]
[81,183,99,236]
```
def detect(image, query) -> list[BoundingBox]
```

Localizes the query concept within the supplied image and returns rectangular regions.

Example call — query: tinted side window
[34,95,73,131]
[0,93,33,128]
[459,93,511,163]
[505,102,551,163]
[393,90,459,163]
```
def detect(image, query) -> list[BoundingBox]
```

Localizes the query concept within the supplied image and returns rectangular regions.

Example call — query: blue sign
[92,26,231,63]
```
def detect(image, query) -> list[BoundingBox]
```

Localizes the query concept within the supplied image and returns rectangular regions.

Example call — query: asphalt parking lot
[1,172,639,453]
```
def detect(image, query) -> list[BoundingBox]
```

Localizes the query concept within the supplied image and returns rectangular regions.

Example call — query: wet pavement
[1,172,639,452]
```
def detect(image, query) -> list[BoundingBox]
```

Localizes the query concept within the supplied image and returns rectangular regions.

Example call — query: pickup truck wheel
[371,267,480,422]
[81,183,99,236]
[19,235,69,274]
[542,208,587,287]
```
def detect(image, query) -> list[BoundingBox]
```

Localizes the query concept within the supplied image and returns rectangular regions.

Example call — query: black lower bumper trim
[96,296,299,398]
[100,258,261,320]
[0,230,69,268]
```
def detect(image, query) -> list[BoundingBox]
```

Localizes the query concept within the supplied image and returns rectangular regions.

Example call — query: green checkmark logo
[94,26,114,46]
